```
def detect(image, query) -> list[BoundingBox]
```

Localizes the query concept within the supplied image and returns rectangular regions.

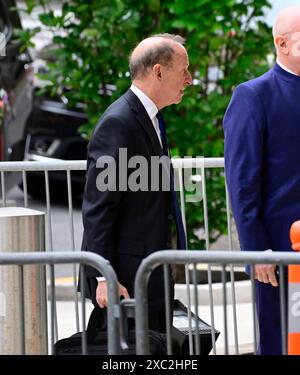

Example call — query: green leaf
[24,0,36,14]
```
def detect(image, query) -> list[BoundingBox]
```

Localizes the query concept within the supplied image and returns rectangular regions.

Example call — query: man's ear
[275,35,289,55]
[153,64,162,79]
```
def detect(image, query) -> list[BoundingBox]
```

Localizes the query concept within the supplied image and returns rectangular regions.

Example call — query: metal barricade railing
[0,158,231,347]
[134,250,300,355]
[3,159,294,356]
[0,251,120,355]
[0,160,87,339]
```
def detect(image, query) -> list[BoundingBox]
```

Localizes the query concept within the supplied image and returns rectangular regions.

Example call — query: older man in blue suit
[223,6,300,354]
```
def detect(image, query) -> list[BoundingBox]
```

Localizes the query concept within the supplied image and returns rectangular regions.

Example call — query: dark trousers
[255,269,287,355]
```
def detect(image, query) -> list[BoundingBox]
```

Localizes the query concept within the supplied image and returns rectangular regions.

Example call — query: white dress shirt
[130,84,162,146]
[276,58,300,76]
[96,85,163,283]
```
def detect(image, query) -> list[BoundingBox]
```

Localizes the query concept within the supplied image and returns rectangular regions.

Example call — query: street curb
[52,278,252,305]
[175,280,251,306]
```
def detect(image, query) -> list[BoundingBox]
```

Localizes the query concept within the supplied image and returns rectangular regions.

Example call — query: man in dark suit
[223,7,300,354]
[81,34,192,332]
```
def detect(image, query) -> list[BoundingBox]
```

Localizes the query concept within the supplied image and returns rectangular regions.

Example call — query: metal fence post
[0,207,47,354]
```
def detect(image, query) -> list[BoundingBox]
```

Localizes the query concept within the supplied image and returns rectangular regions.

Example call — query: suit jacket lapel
[123,89,164,156]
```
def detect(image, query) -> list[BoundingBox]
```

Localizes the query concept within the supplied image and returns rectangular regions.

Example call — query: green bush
[18,0,274,249]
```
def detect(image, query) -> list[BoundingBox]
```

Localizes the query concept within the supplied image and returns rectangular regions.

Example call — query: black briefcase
[54,306,168,355]
[172,299,220,355]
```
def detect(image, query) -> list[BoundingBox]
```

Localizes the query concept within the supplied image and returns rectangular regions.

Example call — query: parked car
[1,1,113,202]
[23,91,89,201]
[0,0,34,191]
[0,0,34,161]
[0,1,89,201]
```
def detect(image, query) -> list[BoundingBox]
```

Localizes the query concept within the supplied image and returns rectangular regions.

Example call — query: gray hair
[129,33,186,80]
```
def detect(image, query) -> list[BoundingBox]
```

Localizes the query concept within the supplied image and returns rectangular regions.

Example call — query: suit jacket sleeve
[82,115,134,277]
[223,83,272,251]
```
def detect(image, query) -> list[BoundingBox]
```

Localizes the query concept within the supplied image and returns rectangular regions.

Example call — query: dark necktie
[156,111,187,249]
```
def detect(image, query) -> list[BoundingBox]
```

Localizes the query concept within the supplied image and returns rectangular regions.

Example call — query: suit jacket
[81,89,175,307]
[223,63,300,253]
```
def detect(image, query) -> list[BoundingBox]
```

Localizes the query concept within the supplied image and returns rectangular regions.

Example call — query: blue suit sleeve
[223,83,272,251]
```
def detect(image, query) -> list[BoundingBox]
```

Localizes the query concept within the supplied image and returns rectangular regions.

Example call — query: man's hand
[254,264,278,287]
[96,280,130,308]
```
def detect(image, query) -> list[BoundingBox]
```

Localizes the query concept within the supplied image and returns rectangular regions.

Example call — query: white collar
[276,59,299,76]
[130,84,158,120]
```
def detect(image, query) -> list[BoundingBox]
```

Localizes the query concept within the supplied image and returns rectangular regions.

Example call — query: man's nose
[185,72,192,85]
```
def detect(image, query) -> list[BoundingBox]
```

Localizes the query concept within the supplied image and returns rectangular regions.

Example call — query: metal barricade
[134,250,300,355]
[0,160,87,338]
[0,251,121,355]
[0,158,233,348]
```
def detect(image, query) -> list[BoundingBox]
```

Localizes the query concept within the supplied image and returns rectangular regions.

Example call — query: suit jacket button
[168,214,173,220]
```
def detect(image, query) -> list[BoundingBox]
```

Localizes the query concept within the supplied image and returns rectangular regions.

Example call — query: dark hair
[129,34,185,80]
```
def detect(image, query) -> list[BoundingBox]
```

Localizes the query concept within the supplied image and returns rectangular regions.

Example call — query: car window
[0,16,4,34]
[0,0,32,90]
[0,1,11,40]
[0,1,5,32]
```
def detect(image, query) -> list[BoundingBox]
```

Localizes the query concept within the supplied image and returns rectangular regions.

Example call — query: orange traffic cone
[288,221,300,355]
